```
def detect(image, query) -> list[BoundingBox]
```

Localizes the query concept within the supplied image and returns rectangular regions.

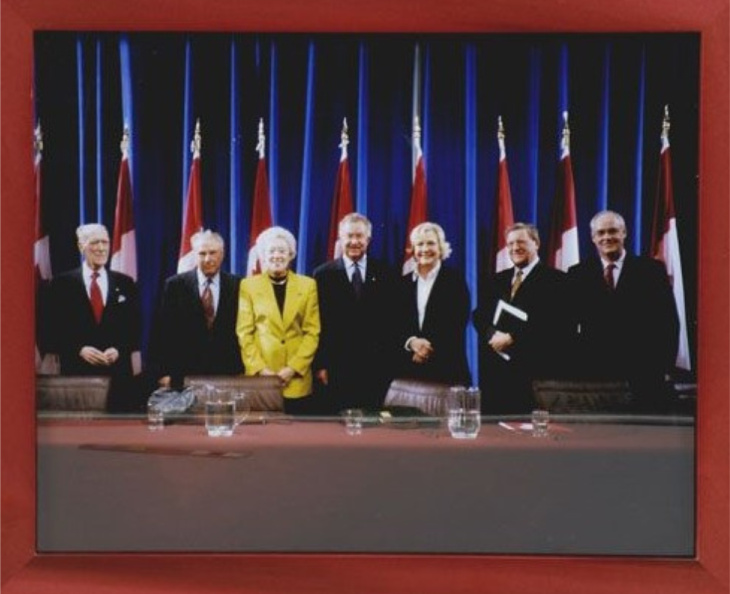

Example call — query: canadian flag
[402,115,428,275]
[34,123,58,374]
[34,123,52,283]
[547,111,579,272]
[110,126,137,280]
[246,118,273,276]
[177,119,204,273]
[650,106,691,371]
[327,118,354,260]
[491,116,515,273]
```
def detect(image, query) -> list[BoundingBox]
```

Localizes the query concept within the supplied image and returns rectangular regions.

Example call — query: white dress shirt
[413,261,441,330]
[196,268,221,314]
[82,262,108,304]
[600,250,626,286]
[343,255,367,282]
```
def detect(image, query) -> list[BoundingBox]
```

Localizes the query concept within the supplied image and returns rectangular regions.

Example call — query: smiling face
[264,237,293,278]
[507,228,539,269]
[411,229,442,273]
[79,228,110,271]
[591,212,627,262]
[339,221,370,262]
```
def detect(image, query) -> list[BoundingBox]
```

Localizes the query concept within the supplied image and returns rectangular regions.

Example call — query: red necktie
[604,263,616,290]
[201,278,215,329]
[90,272,104,323]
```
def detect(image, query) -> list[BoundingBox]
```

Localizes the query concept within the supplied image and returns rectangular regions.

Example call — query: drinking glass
[531,409,550,437]
[342,409,364,436]
[446,386,481,439]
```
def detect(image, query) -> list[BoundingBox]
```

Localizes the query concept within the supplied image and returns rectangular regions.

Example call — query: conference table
[37,413,695,556]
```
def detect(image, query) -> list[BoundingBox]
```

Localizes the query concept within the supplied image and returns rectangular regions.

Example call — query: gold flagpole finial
[413,115,421,140]
[497,115,505,142]
[661,104,671,140]
[34,121,43,155]
[191,118,202,158]
[256,117,266,158]
[120,125,131,159]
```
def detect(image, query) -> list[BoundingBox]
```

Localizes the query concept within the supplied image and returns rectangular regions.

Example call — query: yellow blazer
[236,272,320,398]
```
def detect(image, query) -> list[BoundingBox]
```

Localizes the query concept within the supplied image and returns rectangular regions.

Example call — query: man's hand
[79,346,111,366]
[103,347,119,364]
[488,331,514,353]
[316,369,329,385]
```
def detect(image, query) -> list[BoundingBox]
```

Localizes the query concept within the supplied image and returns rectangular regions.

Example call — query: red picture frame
[2,0,727,592]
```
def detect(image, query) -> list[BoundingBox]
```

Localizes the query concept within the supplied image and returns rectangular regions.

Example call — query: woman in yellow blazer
[236,226,321,414]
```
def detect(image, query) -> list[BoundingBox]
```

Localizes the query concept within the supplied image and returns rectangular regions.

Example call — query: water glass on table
[531,409,550,437]
[342,409,364,436]
[446,386,481,439]
[147,401,165,431]
[205,389,236,437]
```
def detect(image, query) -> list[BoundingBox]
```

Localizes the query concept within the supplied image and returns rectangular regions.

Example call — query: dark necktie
[89,271,104,324]
[201,278,215,329]
[604,263,616,290]
[510,269,523,300]
[351,261,363,298]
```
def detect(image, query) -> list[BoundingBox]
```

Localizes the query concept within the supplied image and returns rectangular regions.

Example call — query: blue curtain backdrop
[33,32,700,382]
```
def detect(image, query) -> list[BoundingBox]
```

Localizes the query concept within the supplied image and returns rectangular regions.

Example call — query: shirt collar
[83,262,106,280]
[343,254,367,271]
[196,268,220,286]
[601,250,626,270]
[412,260,441,282]
[514,256,540,278]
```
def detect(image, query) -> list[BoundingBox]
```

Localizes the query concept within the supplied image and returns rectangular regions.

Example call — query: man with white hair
[568,210,679,412]
[313,213,398,413]
[153,230,244,389]
[47,223,140,412]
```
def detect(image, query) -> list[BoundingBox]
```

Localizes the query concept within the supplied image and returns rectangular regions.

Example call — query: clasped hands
[79,346,119,366]
[408,337,434,364]
[261,366,296,386]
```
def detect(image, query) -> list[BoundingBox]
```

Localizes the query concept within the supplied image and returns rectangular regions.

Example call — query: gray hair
[338,212,372,238]
[256,226,297,260]
[191,229,225,252]
[76,223,109,247]
[409,221,452,260]
[590,210,626,235]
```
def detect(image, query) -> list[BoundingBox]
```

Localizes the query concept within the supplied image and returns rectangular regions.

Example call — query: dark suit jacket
[48,267,140,379]
[313,257,398,410]
[473,262,571,413]
[156,270,244,388]
[567,255,679,401]
[395,265,471,386]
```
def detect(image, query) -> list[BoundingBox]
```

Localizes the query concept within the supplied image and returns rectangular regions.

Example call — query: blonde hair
[409,221,452,260]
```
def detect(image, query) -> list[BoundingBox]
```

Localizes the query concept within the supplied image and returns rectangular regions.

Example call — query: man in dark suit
[155,230,244,389]
[313,213,398,413]
[473,223,571,414]
[48,223,141,412]
[568,210,679,412]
